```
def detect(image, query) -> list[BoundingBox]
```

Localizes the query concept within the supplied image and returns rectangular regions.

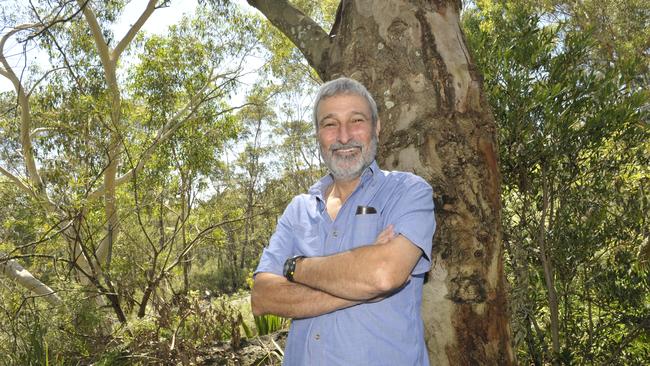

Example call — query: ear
[375,119,381,137]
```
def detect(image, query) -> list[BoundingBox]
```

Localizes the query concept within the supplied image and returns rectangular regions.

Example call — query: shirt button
[332,230,338,237]
[314,334,320,340]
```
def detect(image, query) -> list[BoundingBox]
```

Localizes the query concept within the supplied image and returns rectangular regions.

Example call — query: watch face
[283,256,302,282]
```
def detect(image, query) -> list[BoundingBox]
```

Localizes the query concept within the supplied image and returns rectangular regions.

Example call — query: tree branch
[86,71,246,201]
[0,24,38,90]
[0,24,50,199]
[76,0,113,78]
[113,0,159,60]
[30,127,56,138]
[0,165,34,196]
[0,252,62,306]
[246,0,331,78]
[0,67,11,80]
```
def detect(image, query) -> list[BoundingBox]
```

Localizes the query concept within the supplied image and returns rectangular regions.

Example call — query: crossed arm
[251,226,424,318]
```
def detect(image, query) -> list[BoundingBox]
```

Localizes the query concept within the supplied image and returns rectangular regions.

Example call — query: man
[251,77,435,365]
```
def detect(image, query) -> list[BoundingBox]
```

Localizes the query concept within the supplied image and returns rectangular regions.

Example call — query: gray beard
[321,135,377,182]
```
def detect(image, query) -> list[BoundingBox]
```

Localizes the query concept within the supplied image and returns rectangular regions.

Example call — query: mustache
[329,141,363,152]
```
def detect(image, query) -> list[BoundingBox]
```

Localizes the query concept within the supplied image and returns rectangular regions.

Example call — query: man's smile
[333,147,361,155]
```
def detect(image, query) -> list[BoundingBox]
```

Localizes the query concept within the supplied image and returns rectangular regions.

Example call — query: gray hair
[312,77,379,131]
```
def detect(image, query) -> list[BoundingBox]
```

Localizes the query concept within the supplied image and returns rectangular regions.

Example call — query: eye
[351,115,368,123]
[321,120,336,128]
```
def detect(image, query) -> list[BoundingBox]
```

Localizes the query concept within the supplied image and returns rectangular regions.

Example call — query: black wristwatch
[283,255,305,282]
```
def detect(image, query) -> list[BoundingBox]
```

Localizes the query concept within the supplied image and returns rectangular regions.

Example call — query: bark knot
[387,19,408,43]
[449,273,487,304]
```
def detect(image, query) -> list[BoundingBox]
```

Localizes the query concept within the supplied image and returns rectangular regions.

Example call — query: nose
[337,123,352,144]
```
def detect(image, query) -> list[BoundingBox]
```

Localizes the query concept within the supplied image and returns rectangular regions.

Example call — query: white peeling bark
[0,253,62,306]
[422,262,455,366]
[0,25,50,204]
[77,0,120,271]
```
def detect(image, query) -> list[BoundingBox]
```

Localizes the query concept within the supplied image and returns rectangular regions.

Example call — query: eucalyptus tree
[243,0,514,364]
[0,0,252,327]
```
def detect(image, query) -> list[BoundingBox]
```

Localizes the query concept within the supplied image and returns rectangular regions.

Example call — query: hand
[374,224,396,245]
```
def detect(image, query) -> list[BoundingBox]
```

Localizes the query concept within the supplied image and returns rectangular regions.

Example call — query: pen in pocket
[355,206,377,215]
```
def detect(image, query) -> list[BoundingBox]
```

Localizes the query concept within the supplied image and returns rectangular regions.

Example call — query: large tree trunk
[247,0,514,364]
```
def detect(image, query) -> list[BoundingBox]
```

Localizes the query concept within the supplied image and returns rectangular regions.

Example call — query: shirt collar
[308,160,383,201]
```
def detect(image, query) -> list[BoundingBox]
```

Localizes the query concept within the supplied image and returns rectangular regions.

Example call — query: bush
[95,291,245,364]
[189,258,248,294]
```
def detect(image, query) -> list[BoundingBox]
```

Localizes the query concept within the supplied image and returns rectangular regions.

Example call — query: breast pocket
[350,213,382,247]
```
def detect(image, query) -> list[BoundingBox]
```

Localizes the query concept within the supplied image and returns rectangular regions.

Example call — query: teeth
[334,147,360,152]
[335,149,358,154]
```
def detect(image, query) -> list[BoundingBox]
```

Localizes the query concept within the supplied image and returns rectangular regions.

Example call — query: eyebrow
[318,110,370,125]
[318,113,336,125]
[350,111,370,119]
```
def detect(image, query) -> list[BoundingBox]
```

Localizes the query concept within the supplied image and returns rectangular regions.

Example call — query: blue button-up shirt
[255,161,435,366]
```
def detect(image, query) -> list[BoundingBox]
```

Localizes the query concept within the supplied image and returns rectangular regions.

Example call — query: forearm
[251,273,360,319]
[294,245,389,300]
[293,235,421,300]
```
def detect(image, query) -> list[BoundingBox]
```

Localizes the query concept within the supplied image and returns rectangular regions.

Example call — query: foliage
[0,284,113,365]
[80,291,245,365]
[464,0,650,364]
[527,0,650,86]
[2,0,324,363]
[4,0,647,363]
[253,314,289,337]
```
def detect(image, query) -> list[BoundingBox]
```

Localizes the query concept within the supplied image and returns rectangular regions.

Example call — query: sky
[0,0,289,192]
[0,0,201,92]
[113,0,199,36]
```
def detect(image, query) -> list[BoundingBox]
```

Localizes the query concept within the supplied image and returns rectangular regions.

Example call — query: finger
[375,224,395,244]
[376,227,392,242]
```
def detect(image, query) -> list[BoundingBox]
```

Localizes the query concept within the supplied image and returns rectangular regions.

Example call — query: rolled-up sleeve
[385,177,436,275]
[254,200,297,276]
